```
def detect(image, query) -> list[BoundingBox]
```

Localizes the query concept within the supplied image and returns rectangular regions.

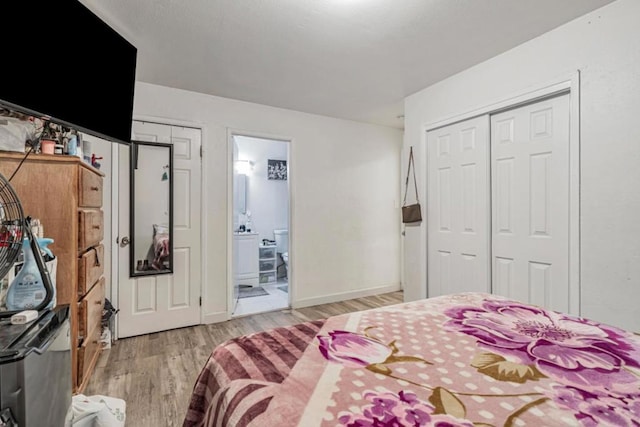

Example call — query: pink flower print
[550,385,640,426]
[368,394,399,417]
[338,390,475,427]
[318,331,393,368]
[444,299,640,394]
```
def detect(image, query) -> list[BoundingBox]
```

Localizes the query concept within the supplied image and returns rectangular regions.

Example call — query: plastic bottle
[245,211,252,232]
[67,135,77,156]
[6,238,55,311]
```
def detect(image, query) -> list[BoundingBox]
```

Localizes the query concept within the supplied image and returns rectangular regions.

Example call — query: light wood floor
[85,291,403,427]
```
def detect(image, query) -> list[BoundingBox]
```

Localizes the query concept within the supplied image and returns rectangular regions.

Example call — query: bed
[183,293,640,427]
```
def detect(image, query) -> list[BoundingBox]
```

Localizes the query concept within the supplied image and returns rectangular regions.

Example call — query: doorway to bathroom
[231,134,291,317]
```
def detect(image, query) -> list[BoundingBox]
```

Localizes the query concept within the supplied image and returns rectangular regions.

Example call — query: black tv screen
[1,0,137,145]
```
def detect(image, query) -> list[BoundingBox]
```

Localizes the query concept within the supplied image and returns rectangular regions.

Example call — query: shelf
[259,260,276,272]
[259,245,277,260]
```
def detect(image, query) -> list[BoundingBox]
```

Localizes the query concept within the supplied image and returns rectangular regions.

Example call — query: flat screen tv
[1,0,137,145]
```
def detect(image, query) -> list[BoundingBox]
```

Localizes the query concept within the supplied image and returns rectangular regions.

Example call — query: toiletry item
[6,237,55,310]
[54,144,63,154]
[245,211,252,232]
[6,238,46,310]
[83,138,92,164]
[68,135,77,156]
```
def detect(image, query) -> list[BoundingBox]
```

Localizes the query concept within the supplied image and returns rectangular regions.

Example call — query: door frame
[112,115,207,339]
[226,129,294,319]
[421,71,581,316]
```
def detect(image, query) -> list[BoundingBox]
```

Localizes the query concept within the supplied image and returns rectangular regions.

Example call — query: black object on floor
[238,286,269,299]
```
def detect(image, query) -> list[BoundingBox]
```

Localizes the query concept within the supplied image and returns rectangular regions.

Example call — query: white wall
[235,135,289,242]
[133,82,403,321]
[403,0,640,331]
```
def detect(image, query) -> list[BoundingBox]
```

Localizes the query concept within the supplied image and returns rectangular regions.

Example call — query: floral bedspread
[184,293,640,427]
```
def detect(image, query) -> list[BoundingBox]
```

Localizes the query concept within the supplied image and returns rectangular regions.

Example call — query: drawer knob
[95,301,102,305]
[92,225,101,229]
[91,186,100,191]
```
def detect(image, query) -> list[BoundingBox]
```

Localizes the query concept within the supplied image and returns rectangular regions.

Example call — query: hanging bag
[402,146,422,224]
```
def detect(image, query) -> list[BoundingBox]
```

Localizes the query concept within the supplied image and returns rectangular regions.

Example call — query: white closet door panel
[427,116,490,297]
[491,94,570,313]
[118,122,202,338]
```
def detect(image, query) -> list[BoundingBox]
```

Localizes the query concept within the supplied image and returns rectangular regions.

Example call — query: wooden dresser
[0,152,105,392]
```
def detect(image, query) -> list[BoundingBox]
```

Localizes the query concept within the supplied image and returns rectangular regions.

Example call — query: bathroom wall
[133,81,403,321]
[235,135,289,242]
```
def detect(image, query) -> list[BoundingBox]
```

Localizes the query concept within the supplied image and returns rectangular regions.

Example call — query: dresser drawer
[78,244,104,297]
[77,325,102,388]
[78,209,104,253]
[77,277,105,342]
[79,167,103,208]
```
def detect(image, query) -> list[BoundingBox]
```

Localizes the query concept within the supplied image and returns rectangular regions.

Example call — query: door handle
[120,236,130,247]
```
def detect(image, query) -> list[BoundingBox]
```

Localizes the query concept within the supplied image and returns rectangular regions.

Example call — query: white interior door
[491,94,570,312]
[118,121,202,338]
[427,116,490,297]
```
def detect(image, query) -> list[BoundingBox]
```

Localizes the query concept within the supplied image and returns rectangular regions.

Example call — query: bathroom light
[235,160,253,175]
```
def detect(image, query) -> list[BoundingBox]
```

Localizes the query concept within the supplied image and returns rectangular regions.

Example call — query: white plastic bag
[66,394,126,427]
[0,117,36,152]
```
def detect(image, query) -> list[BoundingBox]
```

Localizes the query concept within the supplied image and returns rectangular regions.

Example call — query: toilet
[274,229,288,277]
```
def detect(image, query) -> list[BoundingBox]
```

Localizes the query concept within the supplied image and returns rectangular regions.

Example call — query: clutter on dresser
[0,109,38,153]
[0,106,98,166]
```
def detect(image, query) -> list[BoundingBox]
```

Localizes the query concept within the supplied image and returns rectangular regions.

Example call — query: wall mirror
[130,140,173,277]
[236,174,247,214]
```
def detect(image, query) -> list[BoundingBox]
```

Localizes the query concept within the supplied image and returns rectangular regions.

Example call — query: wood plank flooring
[85,291,403,426]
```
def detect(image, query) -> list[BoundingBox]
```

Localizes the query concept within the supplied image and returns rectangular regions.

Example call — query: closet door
[427,116,490,297]
[118,121,202,338]
[491,94,570,312]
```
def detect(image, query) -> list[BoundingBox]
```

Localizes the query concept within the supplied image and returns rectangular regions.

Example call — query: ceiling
[81,0,614,129]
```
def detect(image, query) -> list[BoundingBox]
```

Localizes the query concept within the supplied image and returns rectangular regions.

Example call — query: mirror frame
[129,140,174,277]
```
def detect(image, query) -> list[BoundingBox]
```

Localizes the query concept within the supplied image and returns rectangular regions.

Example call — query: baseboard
[202,310,228,324]
[292,283,401,309]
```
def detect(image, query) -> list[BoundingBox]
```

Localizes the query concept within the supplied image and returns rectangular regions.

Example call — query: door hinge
[199,146,203,157]
[199,296,202,306]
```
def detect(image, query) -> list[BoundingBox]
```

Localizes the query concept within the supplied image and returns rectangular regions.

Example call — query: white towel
[66,394,126,427]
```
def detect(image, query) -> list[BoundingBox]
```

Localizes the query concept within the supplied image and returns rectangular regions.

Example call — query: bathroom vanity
[233,232,259,286]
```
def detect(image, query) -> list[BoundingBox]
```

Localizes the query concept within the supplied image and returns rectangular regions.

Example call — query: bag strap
[403,146,420,206]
